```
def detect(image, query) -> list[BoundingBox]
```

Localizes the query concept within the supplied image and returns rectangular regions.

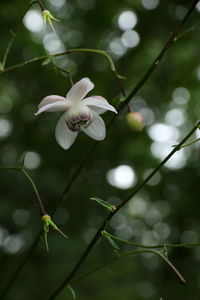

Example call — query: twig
[51,59,74,86]
[70,249,187,286]
[172,137,200,149]
[1,1,198,297]
[0,166,46,216]
[102,231,200,249]
[107,0,200,128]
[0,49,122,79]
[0,0,46,70]
[48,120,200,299]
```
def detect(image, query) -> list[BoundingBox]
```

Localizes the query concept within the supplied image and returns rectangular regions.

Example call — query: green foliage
[90,197,116,212]
[0,0,200,300]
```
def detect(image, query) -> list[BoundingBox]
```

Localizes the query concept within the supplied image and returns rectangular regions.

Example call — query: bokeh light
[141,0,159,10]
[121,30,140,48]
[165,108,186,127]
[106,165,136,189]
[172,87,190,105]
[24,151,41,169]
[0,119,13,139]
[118,10,138,31]
[23,9,44,32]
[148,123,179,143]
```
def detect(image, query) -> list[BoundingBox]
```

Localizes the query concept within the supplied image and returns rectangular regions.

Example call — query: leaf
[42,57,52,66]
[102,231,120,250]
[163,246,168,259]
[19,152,26,166]
[0,62,3,71]
[9,30,16,37]
[106,235,120,250]
[90,197,116,212]
[117,73,126,80]
[67,285,76,299]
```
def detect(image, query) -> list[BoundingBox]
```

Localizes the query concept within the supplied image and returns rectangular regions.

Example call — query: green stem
[0,166,46,215]
[35,0,45,11]
[1,0,199,297]
[20,168,46,215]
[0,0,44,70]
[0,49,121,78]
[102,231,200,249]
[48,120,200,299]
[0,233,42,299]
[1,32,16,70]
[107,0,200,128]
[70,249,186,286]
[51,59,74,86]
[173,137,200,149]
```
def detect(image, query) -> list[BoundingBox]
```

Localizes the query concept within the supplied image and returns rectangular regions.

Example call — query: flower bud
[126,112,144,132]
[42,214,68,252]
[42,10,60,33]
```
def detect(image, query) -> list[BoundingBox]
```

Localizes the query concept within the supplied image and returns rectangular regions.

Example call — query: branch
[48,120,200,299]
[107,0,200,127]
[0,0,46,70]
[0,166,46,215]
[51,59,74,86]
[102,230,200,249]
[1,0,198,297]
[0,49,122,78]
[70,249,186,286]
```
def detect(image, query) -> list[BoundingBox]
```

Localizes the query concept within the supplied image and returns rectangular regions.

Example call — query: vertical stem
[20,168,46,216]
[35,0,45,11]
[48,120,199,299]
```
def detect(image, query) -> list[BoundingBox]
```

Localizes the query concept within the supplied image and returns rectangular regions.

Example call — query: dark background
[0,0,200,299]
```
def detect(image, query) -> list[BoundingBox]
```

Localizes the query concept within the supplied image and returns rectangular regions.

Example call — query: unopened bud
[126,112,144,132]
[42,10,60,33]
[42,214,68,252]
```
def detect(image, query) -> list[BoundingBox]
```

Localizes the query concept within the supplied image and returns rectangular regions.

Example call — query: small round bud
[126,112,144,132]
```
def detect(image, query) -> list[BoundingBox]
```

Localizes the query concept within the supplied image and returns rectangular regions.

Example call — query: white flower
[35,77,117,149]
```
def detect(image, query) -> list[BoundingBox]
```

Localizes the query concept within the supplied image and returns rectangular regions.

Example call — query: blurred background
[0,0,200,299]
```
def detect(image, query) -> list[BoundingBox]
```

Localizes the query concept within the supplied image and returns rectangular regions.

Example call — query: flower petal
[66,78,94,103]
[35,95,71,115]
[82,96,117,115]
[38,95,69,109]
[35,102,71,116]
[83,111,106,140]
[55,113,78,149]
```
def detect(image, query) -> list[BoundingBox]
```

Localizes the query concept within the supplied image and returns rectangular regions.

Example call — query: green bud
[42,214,68,252]
[126,112,144,132]
[42,10,60,33]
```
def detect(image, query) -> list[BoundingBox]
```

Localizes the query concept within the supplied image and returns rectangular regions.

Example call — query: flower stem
[172,137,200,149]
[0,0,45,70]
[70,249,186,286]
[0,166,46,216]
[102,230,200,249]
[48,120,200,300]
[20,168,46,216]
[35,0,45,11]
[0,49,121,79]
[107,0,200,128]
[51,59,74,86]
[1,0,198,297]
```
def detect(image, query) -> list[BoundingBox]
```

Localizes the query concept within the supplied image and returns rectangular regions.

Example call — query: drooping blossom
[35,78,117,149]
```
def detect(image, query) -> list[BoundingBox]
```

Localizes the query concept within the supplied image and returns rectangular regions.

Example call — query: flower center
[67,118,92,132]
[65,105,92,132]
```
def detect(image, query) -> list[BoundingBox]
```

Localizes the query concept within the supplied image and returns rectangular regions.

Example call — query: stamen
[66,118,92,132]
